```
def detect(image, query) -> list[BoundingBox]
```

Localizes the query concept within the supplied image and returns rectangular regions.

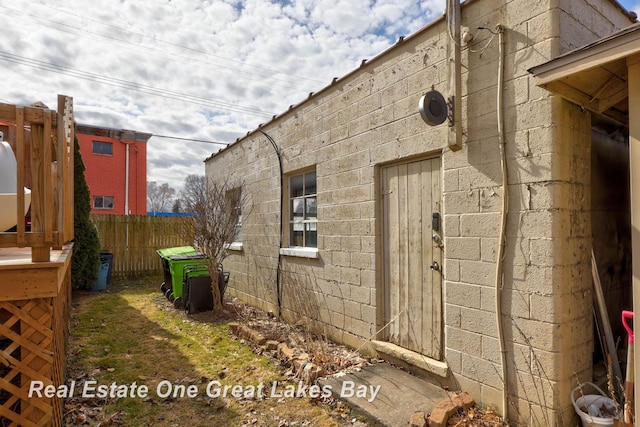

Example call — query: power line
[152,134,231,145]
[0,50,275,118]
[1,3,324,91]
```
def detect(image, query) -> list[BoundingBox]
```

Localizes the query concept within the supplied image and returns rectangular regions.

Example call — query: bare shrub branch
[180,175,251,312]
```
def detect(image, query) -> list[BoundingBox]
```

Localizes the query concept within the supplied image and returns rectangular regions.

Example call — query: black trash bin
[183,264,230,314]
[100,251,114,285]
[183,264,213,314]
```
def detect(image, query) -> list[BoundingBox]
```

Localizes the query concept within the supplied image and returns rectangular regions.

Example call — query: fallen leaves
[447,406,507,426]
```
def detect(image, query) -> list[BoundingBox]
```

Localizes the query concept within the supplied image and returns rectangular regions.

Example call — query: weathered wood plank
[407,161,422,353]
[420,159,433,357]
[398,164,410,349]
[383,166,400,343]
[429,158,443,359]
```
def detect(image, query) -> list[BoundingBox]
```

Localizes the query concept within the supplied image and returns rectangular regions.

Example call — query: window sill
[279,247,319,259]
[225,242,244,251]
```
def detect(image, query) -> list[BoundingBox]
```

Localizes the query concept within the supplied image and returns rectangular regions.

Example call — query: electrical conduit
[258,130,283,316]
[494,23,509,422]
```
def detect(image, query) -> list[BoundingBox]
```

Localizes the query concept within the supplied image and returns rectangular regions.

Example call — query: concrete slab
[319,362,450,427]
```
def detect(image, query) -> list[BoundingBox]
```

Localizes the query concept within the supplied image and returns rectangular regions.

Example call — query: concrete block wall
[205,0,633,425]
[209,25,453,350]
[206,137,282,313]
[443,1,628,425]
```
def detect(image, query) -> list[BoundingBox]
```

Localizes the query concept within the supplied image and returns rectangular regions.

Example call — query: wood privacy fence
[91,214,193,277]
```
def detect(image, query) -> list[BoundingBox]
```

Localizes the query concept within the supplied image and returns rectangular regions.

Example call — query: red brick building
[76,124,151,215]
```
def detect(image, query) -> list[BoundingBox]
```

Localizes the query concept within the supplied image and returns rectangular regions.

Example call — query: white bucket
[571,382,619,427]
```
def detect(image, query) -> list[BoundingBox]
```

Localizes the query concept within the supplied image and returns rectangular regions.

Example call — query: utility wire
[1,3,324,91]
[0,50,275,118]
[152,134,231,145]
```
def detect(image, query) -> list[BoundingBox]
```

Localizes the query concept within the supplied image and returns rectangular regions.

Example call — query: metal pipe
[448,0,463,151]
[494,23,509,422]
[119,140,131,216]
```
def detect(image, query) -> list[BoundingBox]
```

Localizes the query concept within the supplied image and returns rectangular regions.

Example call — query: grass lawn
[65,275,355,426]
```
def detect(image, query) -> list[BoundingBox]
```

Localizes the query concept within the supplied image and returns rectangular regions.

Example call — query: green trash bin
[157,246,200,294]
[156,246,208,308]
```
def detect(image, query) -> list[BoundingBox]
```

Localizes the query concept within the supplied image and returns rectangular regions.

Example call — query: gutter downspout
[124,142,130,215]
[119,139,132,249]
[495,24,509,422]
[258,130,283,317]
[447,0,463,151]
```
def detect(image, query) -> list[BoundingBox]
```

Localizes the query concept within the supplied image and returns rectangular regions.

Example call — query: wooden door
[382,157,442,359]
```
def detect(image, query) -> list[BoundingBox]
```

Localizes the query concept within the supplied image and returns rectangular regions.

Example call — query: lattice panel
[50,270,70,427]
[0,297,56,427]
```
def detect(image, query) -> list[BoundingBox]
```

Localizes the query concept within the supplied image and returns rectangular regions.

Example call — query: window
[226,188,242,243]
[93,196,114,210]
[288,170,317,248]
[92,141,113,155]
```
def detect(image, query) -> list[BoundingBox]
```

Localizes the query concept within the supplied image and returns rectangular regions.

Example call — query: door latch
[430,261,440,271]
[432,233,444,249]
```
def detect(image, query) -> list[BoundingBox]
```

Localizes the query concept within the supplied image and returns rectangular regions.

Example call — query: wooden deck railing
[0,95,74,261]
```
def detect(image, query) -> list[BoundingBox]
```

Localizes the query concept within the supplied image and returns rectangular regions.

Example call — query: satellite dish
[419,90,448,126]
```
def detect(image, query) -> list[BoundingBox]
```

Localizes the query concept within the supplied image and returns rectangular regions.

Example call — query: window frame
[287,169,317,249]
[226,187,243,245]
[93,196,114,210]
[92,140,113,155]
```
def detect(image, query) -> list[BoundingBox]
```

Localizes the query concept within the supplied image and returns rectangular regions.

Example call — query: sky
[0,0,638,194]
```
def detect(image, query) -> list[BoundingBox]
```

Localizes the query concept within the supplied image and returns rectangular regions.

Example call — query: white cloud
[0,0,442,192]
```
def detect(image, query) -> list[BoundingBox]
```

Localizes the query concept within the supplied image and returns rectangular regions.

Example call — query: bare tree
[147,181,176,213]
[180,175,250,312]
[180,174,205,211]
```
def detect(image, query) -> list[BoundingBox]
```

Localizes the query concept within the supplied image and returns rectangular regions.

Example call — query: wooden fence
[91,214,193,277]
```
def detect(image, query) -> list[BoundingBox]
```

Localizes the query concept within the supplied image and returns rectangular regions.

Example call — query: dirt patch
[224,299,509,427]
[225,300,372,381]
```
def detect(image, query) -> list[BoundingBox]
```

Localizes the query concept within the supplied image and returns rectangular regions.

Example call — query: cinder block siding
[206,0,633,425]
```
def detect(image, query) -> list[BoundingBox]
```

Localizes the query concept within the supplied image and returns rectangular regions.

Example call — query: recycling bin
[156,246,208,305]
[157,246,200,294]
[100,251,114,285]
[90,262,109,291]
